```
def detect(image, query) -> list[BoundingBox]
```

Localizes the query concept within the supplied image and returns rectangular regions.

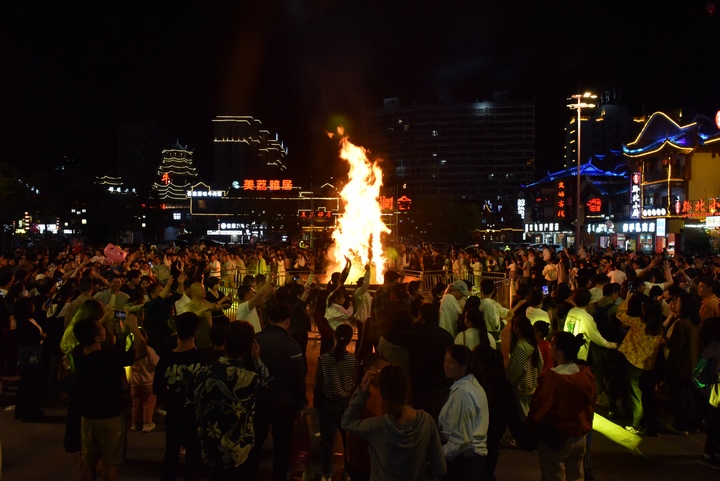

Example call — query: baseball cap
[451,280,471,297]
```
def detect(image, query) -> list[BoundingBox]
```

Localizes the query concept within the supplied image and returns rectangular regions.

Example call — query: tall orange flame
[330,128,390,283]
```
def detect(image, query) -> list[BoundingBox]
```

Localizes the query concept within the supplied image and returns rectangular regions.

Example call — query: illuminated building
[623,110,720,253]
[372,91,535,203]
[563,91,633,169]
[187,181,339,244]
[152,141,198,206]
[212,116,288,189]
[522,159,628,248]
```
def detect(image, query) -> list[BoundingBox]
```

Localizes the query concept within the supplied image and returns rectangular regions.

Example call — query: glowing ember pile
[329,127,390,283]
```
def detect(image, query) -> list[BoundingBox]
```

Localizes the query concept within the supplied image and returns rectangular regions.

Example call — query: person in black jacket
[249,303,307,481]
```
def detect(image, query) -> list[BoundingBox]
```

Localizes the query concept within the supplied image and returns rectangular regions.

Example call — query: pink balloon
[104,243,127,263]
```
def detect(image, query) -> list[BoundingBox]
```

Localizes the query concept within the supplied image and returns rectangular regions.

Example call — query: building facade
[563,91,634,170]
[623,111,720,253]
[212,116,288,190]
[372,92,535,202]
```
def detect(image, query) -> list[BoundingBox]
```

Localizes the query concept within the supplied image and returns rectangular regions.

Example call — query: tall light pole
[567,92,596,250]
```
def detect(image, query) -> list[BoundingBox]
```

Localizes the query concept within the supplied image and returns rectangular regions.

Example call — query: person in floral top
[616,293,665,436]
[193,320,270,480]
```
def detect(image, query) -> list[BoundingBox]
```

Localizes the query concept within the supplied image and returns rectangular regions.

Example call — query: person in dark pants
[153,312,210,481]
[14,297,46,422]
[250,303,307,481]
[315,324,356,481]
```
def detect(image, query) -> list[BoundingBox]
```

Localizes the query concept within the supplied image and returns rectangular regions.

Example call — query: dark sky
[2,1,720,183]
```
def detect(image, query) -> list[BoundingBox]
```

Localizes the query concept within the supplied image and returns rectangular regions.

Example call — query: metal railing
[216,267,515,321]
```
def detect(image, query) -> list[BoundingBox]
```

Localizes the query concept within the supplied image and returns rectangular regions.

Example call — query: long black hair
[514,315,541,368]
[332,324,354,360]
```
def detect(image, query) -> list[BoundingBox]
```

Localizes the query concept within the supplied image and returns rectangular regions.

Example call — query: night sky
[2,1,720,184]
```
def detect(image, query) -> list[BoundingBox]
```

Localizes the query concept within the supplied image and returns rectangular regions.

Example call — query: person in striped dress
[314,323,356,481]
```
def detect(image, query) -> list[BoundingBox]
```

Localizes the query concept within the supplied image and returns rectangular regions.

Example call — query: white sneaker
[142,422,156,433]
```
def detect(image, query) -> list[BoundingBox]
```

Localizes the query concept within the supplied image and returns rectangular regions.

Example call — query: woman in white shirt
[438,345,489,480]
[325,289,354,331]
[455,309,496,350]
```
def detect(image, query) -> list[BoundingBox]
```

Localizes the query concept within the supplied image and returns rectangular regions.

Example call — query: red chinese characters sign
[379,196,394,211]
[555,181,566,219]
[586,198,602,213]
[630,172,641,219]
[298,210,335,222]
[243,179,293,191]
[677,197,720,218]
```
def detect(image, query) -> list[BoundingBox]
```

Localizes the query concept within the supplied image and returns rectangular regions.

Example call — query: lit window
[173,212,181,220]
[431,130,439,137]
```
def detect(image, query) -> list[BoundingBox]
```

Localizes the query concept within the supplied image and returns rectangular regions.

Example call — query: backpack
[692,340,720,397]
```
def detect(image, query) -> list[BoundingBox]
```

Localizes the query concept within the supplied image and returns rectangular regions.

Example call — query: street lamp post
[567,92,596,250]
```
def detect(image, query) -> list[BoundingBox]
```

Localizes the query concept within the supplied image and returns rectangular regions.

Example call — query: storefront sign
[556,181,566,219]
[243,179,293,191]
[298,210,334,219]
[587,198,602,213]
[525,223,561,232]
[656,218,666,237]
[642,207,668,217]
[630,172,641,219]
[620,221,655,234]
[586,222,614,234]
[187,190,224,197]
[674,197,720,218]
[517,198,526,220]
[706,216,720,228]
[397,195,412,211]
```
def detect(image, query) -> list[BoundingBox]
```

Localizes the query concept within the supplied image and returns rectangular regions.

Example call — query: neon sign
[243,179,293,191]
[630,171,641,219]
[586,198,602,213]
[556,181,566,219]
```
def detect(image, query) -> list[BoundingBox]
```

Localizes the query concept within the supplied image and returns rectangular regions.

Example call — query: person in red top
[534,321,553,372]
[526,331,596,481]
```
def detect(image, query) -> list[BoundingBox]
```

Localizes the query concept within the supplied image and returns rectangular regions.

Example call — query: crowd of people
[1,239,720,480]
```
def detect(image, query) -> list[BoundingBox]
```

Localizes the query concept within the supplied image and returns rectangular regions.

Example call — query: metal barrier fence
[216,267,515,321]
[387,269,513,308]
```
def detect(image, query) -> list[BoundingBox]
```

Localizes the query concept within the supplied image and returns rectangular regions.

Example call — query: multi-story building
[372,91,535,202]
[623,110,720,253]
[563,91,633,170]
[212,116,288,189]
[522,158,628,248]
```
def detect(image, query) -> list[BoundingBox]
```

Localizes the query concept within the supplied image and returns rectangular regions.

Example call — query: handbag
[17,344,43,371]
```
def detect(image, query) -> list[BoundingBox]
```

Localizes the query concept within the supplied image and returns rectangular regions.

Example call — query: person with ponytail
[506,315,544,420]
[341,363,446,481]
[526,331,596,481]
[314,323,356,481]
[438,344,489,480]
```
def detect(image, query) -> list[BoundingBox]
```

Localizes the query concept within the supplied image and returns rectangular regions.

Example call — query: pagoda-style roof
[623,112,699,157]
[522,160,626,188]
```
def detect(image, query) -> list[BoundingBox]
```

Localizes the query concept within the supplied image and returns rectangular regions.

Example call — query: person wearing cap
[439,280,470,338]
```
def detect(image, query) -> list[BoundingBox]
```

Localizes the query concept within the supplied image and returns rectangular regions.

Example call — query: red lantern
[708,2,717,16]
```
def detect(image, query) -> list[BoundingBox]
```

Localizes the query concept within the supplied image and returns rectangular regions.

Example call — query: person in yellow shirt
[616,293,665,435]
